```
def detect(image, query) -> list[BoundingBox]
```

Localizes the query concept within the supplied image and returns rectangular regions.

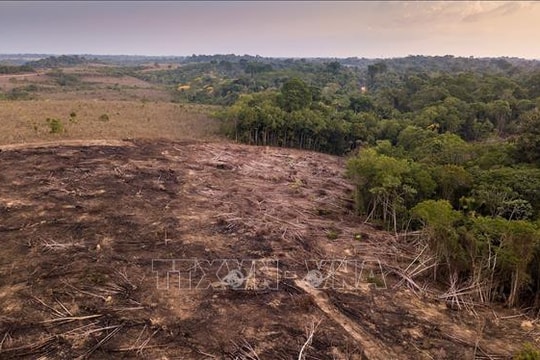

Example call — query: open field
[0,139,537,359]
[0,72,49,91]
[0,65,172,102]
[0,100,221,145]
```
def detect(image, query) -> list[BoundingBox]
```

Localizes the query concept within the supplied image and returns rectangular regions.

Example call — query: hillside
[0,139,536,359]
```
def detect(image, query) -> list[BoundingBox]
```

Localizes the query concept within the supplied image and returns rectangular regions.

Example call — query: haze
[1,1,540,59]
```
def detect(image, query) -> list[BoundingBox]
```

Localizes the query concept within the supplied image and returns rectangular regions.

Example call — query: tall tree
[516,109,540,164]
[279,77,312,112]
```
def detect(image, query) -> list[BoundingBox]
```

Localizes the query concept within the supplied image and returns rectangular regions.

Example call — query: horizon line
[1,53,539,62]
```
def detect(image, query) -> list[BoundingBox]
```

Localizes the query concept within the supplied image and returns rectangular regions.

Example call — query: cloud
[461,1,533,23]
[367,1,536,30]
[1,1,540,58]
[376,2,463,28]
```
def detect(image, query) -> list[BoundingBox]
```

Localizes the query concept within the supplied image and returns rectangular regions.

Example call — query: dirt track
[0,139,535,359]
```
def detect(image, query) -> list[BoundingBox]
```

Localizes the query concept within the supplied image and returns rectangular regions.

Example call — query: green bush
[99,113,110,122]
[6,87,32,100]
[514,343,540,360]
[325,227,341,240]
[45,118,64,134]
[366,274,385,288]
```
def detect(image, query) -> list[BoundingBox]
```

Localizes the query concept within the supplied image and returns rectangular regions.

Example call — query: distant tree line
[25,55,95,69]
[0,64,34,74]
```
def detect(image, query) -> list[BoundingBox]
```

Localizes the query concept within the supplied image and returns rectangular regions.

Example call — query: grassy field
[0,65,224,145]
[0,99,222,145]
[0,67,174,102]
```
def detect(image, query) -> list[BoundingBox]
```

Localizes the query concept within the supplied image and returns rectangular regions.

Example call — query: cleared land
[0,65,220,146]
[0,66,172,101]
[0,62,538,359]
[0,100,220,145]
[0,139,536,359]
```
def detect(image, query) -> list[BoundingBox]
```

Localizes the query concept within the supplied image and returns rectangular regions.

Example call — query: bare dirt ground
[0,139,537,359]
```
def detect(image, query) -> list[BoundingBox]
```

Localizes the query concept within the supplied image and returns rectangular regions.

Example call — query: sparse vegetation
[0,100,219,145]
[69,111,77,123]
[366,274,385,288]
[514,343,540,360]
[46,117,64,133]
[47,68,81,86]
[4,87,33,100]
[325,227,340,240]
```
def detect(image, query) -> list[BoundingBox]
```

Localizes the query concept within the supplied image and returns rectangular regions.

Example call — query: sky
[1,1,540,59]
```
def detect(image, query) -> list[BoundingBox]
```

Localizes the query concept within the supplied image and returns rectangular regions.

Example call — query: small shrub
[316,208,332,216]
[290,178,304,189]
[514,343,540,360]
[82,269,108,285]
[46,118,64,134]
[23,84,38,92]
[48,69,80,86]
[69,111,77,123]
[366,274,385,288]
[326,227,341,240]
[6,87,31,100]
[99,113,110,122]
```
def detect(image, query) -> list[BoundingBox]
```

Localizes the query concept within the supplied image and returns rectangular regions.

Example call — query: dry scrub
[0,100,220,145]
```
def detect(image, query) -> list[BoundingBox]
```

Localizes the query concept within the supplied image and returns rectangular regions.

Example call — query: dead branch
[41,314,103,324]
[298,318,323,360]
[81,324,123,358]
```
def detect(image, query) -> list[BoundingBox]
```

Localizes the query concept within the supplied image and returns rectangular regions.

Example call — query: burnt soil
[0,139,536,359]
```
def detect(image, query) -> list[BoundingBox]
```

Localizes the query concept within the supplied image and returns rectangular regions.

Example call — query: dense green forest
[10,53,540,308]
